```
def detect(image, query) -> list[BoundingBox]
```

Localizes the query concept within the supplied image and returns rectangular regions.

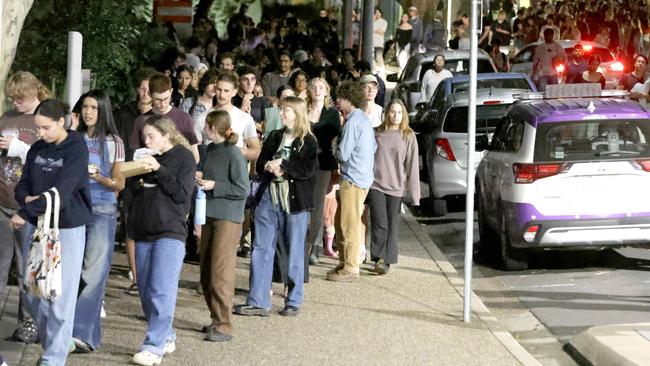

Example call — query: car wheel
[477,186,498,248]
[432,198,448,217]
[499,212,528,271]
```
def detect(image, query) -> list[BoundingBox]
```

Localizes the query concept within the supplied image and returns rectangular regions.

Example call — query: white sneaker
[132,351,162,366]
[163,341,175,354]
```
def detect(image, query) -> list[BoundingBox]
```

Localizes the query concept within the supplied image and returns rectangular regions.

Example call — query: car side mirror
[415,102,428,112]
[476,135,490,151]
[386,73,398,82]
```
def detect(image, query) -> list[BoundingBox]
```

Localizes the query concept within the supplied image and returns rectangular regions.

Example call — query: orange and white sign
[153,0,193,24]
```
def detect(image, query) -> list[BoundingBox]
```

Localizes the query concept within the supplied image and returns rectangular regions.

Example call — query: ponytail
[205,110,238,145]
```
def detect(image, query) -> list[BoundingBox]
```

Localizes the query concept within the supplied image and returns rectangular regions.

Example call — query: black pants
[368,189,402,265]
[305,170,332,259]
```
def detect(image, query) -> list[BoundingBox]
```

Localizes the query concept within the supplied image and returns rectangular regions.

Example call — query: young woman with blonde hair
[234,96,318,317]
[126,115,196,365]
[368,99,419,275]
[305,78,340,264]
[196,110,249,342]
[0,71,51,344]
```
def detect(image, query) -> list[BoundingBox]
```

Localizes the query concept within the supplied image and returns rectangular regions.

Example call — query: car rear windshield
[534,120,650,162]
[566,47,614,63]
[419,60,495,80]
[453,78,532,93]
[443,104,511,133]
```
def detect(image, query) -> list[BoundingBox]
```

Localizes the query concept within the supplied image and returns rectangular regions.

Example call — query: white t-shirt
[532,41,566,77]
[227,106,258,148]
[366,103,383,128]
[373,18,388,48]
[420,69,453,103]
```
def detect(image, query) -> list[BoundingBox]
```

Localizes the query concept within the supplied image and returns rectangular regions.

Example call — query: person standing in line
[197,110,250,342]
[181,68,219,145]
[408,6,424,54]
[72,90,125,352]
[361,75,383,128]
[212,72,261,258]
[261,51,294,103]
[491,10,512,48]
[114,68,156,297]
[419,54,453,104]
[11,99,92,366]
[306,78,341,264]
[127,116,195,366]
[369,100,419,275]
[326,81,376,282]
[234,96,318,317]
[373,8,388,72]
[232,65,271,135]
[0,71,51,345]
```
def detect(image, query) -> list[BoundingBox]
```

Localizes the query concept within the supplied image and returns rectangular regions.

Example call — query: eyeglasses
[153,94,171,103]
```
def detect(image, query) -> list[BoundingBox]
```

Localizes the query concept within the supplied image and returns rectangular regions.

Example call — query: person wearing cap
[355,60,386,107]
[408,6,424,54]
[361,75,383,128]
[419,54,453,103]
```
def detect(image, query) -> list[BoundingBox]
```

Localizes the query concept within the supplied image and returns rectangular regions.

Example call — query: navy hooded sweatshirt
[15,130,92,228]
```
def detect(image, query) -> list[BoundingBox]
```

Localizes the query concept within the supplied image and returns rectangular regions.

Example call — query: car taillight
[555,64,565,73]
[607,61,625,72]
[483,100,502,105]
[513,163,564,183]
[636,159,650,172]
[582,44,593,52]
[523,225,539,242]
[435,138,456,161]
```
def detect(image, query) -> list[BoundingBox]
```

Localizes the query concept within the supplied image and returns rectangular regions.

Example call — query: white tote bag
[24,188,62,301]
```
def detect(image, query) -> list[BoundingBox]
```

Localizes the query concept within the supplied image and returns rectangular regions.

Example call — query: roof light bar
[513,84,628,100]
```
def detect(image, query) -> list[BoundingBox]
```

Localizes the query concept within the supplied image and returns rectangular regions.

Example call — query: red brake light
[608,61,624,72]
[637,159,650,172]
[555,64,565,73]
[582,44,593,52]
[483,100,502,105]
[435,138,456,161]
[513,163,564,183]
[523,225,539,242]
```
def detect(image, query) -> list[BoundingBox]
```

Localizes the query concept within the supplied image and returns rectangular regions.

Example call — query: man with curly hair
[327,81,376,282]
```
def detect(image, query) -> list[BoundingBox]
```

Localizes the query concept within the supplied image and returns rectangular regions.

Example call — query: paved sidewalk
[1,213,535,365]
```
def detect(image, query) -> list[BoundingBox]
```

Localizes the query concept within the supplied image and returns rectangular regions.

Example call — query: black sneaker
[204,328,233,342]
[232,304,270,317]
[278,305,300,317]
[372,259,390,275]
[237,245,251,258]
[11,320,38,344]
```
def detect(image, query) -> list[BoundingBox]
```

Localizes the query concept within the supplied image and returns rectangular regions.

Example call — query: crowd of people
[0,4,421,366]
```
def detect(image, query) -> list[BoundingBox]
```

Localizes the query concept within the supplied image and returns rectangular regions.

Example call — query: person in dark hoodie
[127,115,195,366]
[11,98,92,366]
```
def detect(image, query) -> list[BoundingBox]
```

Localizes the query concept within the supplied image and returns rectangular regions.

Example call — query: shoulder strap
[49,188,60,230]
[42,191,52,230]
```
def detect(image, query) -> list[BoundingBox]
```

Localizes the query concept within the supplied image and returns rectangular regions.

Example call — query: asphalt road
[409,190,650,366]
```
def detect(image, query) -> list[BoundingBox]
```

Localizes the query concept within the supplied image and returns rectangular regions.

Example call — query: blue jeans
[73,202,118,349]
[247,191,310,309]
[135,238,185,356]
[22,223,86,366]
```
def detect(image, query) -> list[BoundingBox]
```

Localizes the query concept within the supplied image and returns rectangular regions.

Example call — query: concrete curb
[403,209,543,366]
[566,323,650,366]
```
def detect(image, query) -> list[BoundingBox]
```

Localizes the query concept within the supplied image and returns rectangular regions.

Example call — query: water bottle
[194,187,206,225]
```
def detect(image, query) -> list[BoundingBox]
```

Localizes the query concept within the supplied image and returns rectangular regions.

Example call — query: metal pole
[361,0,375,68]
[343,0,353,49]
[447,0,453,43]
[463,0,479,323]
[66,32,83,110]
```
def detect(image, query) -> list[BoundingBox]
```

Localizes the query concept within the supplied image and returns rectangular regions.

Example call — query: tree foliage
[12,0,173,108]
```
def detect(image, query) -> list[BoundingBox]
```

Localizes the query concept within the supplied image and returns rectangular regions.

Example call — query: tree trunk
[0,0,34,115]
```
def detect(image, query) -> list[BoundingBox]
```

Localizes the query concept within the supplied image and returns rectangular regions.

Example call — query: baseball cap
[359,74,378,85]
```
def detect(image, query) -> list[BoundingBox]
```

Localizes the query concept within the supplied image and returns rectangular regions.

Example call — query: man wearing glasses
[130,73,200,163]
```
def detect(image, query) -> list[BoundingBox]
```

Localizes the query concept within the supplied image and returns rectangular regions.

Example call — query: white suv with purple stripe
[476,85,650,270]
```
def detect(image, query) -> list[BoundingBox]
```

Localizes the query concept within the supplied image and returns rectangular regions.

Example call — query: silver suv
[423,87,529,216]
[388,49,497,118]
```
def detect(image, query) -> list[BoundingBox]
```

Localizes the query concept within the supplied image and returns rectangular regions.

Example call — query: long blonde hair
[306,77,333,109]
[5,71,52,101]
[378,99,413,138]
[144,115,191,150]
[279,96,313,149]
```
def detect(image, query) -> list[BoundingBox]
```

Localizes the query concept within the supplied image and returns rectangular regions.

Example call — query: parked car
[388,49,498,117]
[476,84,650,271]
[422,87,529,216]
[412,72,537,133]
[510,40,625,89]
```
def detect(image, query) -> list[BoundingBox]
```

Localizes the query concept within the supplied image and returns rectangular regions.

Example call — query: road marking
[529,283,575,288]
